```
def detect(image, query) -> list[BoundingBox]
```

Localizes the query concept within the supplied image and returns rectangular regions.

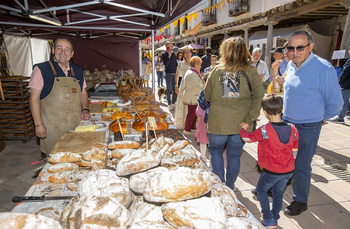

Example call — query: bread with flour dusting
[78,169,133,207]
[47,163,78,173]
[61,195,132,229]
[116,149,161,176]
[227,217,264,229]
[143,167,211,203]
[0,212,62,229]
[162,196,227,228]
[211,183,238,217]
[109,140,140,149]
[128,195,164,223]
[129,167,168,194]
[48,152,82,163]
[129,221,176,229]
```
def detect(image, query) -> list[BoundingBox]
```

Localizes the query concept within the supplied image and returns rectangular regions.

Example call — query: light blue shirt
[283,52,343,123]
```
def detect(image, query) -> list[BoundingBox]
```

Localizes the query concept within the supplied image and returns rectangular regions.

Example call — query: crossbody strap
[240,71,253,98]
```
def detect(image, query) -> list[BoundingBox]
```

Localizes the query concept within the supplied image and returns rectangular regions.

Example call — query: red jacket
[240,123,299,173]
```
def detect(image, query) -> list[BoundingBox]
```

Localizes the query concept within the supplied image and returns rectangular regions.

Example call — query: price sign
[148,117,157,129]
[121,80,126,86]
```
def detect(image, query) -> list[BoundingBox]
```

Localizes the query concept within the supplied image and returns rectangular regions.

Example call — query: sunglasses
[286,43,310,52]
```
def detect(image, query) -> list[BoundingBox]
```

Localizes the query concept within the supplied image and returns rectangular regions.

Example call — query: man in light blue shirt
[277,31,343,216]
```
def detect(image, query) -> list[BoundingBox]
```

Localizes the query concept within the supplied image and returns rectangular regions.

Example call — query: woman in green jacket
[204,37,264,190]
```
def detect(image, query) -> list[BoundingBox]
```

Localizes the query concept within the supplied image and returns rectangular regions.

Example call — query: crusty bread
[48,171,73,184]
[73,159,95,167]
[162,197,227,228]
[227,217,264,229]
[160,153,201,169]
[0,212,62,229]
[35,207,61,222]
[111,148,135,159]
[129,195,164,223]
[61,195,132,229]
[116,149,161,176]
[48,152,82,164]
[108,140,140,149]
[211,183,238,217]
[129,221,176,229]
[143,167,212,203]
[129,167,168,194]
[78,169,133,207]
[111,111,133,120]
[168,140,188,152]
[47,163,78,173]
[132,118,168,132]
[82,150,92,161]
[108,118,128,134]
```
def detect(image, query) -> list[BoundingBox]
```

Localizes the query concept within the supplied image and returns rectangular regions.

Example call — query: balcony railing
[202,8,217,26]
[229,0,250,17]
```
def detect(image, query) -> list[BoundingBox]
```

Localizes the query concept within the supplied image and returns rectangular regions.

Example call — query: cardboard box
[0,126,6,152]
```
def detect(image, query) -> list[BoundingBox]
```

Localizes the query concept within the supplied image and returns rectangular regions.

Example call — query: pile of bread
[2,136,263,228]
[84,65,118,90]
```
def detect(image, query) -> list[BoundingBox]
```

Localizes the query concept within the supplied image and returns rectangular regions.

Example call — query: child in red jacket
[240,93,299,229]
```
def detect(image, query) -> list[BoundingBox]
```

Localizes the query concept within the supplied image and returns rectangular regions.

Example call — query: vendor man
[29,38,90,157]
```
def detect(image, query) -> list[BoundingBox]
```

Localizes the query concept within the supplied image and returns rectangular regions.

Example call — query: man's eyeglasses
[286,43,310,52]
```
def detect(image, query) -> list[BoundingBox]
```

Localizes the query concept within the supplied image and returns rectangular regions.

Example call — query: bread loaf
[160,153,201,169]
[162,197,227,228]
[129,195,164,223]
[211,184,238,217]
[82,150,92,161]
[111,111,133,120]
[47,162,78,173]
[108,140,140,149]
[0,212,62,229]
[35,207,61,222]
[227,217,264,229]
[73,160,95,167]
[129,167,168,194]
[48,152,82,164]
[48,171,73,184]
[101,101,114,107]
[129,221,176,229]
[61,195,132,229]
[111,148,135,159]
[108,118,128,134]
[78,169,133,207]
[116,149,161,176]
[143,167,212,203]
[168,140,188,152]
[132,118,168,132]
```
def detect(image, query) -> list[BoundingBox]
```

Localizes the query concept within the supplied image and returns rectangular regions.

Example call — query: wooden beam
[270,0,344,21]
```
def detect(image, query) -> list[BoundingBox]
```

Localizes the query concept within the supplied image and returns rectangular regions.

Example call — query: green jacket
[204,65,264,135]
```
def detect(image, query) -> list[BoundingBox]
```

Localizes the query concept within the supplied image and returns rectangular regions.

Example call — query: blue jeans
[339,89,350,118]
[256,172,293,221]
[208,134,244,189]
[165,73,177,105]
[283,118,323,203]
[156,71,164,86]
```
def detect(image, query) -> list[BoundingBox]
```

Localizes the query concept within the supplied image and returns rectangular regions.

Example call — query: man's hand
[81,110,91,120]
[271,59,282,75]
[35,125,47,139]
[275,75,285,86]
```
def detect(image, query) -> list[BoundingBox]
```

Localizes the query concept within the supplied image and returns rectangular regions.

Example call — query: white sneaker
[183,130,194,135]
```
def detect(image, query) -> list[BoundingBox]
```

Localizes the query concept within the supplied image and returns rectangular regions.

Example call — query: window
[202,0,217,26]
[229,0,250,17]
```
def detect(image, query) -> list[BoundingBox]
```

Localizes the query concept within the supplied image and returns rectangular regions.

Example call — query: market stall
[4,74,264,228]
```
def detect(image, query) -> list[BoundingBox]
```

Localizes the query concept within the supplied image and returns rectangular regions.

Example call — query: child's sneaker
[262,219,277,229]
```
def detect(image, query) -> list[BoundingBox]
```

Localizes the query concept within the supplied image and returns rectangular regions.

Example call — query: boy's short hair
[261,93,283,115]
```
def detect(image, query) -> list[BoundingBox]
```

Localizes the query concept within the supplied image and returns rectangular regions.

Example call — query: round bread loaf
[111,111,133,120]
[111,148,136,159]
[129,167,168,194]
[129,195,164,223]
[129,221,176,229]
[211,183,238,217]
[78,169,133,207]
[134,110,167,120]
[48,171,73,184]
[101,101,114,107]
[162,197,227,228]
[132,118,168,132]
[61,195,132,229]
[116,149,161,176]
[143,167,212,203]
[108,119,128,134]
[0,212,62,229]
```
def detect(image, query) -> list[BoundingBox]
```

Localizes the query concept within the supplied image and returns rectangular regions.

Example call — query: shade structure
[181,43,205,50]
[156,45,166,51]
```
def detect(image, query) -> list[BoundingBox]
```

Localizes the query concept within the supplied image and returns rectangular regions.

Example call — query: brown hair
[189,56,202,67]
[182,47,193,60]
[219,36,251,71]
[211,55,218,61]
[261,93,283,115]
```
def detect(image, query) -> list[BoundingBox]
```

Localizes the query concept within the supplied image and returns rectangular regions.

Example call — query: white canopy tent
[2,34,51,76]
[248,24,333,60]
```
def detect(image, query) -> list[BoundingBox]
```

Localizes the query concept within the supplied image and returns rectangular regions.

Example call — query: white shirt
[252,59,269,82]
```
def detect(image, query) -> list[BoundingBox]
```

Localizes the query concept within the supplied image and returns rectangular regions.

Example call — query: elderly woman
[180,56,205,135]
[174,47,193,129]
[204,37,264,190]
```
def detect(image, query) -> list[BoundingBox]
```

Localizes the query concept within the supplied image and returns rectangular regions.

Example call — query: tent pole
[151,24,155,94]
[139,39,142,81]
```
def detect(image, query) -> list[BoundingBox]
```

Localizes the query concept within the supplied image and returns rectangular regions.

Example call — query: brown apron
[40,61,81,154]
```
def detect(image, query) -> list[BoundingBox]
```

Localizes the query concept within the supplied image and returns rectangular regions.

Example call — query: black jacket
[339,58,350,90]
